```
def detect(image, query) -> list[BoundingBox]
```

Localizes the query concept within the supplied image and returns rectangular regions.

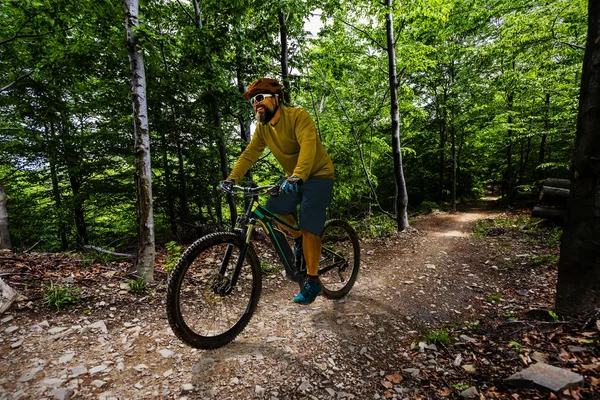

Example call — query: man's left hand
[280,176,303,194]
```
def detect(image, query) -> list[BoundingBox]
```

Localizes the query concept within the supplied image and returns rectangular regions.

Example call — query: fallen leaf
[580,364,600,372]
[385,373,403,384]
[438,388,453,396]
[381,380,393,389]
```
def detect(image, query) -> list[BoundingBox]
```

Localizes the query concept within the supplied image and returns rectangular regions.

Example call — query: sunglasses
[250,93,274,105]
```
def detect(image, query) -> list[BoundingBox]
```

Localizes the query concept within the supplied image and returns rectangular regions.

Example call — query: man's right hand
[218,179,234,193]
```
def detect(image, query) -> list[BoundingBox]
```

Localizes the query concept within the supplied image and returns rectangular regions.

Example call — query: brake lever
[269,185,281,197]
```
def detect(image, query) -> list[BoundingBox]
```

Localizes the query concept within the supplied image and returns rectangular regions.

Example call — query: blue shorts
[266,178,334,236]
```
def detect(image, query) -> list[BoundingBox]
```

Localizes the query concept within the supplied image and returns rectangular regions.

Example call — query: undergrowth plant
[423,328,453,345]
[44,281,80,311]
[164,241,182,273]
[127,277,148,294]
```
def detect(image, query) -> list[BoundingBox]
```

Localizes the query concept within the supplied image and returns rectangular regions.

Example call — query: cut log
[532,205,566,221]
[0,277,18,314]
[543,178,570,189]
[539,186,570,205]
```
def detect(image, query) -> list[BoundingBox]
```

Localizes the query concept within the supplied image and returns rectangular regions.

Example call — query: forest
[0,0,586,253]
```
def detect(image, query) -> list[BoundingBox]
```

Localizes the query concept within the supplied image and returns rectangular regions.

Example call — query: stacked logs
[532,178,570,224]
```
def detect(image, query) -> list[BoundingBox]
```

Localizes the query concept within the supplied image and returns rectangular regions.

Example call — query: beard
[256,103,277,124]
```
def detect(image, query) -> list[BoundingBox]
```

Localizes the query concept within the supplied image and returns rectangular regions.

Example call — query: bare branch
[328,15,387,51]
[0,25,74,46]
[175,0,197,28]
[84,245,134,259]
[0,71,34,93]
[23,239,43,254]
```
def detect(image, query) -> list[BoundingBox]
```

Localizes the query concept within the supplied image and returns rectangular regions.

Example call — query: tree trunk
[160,129,177,236]
[538,93,550,180]
[506,91,515,205]
[279,11,291,104]
[451,124,457,213]
[438,123,446,203]
[0,182,12,251]
[385,0,409,230]
[46,122,68,250]
[555,0,600,315]
[191,0,202,28]
[125,0,155,282]
[59,121,89,249]
[212,105,237,227]
[159,44,181,236]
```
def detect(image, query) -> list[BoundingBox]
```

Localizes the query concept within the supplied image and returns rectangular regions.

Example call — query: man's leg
[293,178,334,305]
[301,229,320,277]
[276,214,301,239]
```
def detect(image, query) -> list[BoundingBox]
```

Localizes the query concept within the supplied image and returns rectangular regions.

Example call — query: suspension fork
[218,224,256,294]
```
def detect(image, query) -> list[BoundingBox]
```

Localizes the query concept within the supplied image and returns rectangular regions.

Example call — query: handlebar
[225,184,280,197]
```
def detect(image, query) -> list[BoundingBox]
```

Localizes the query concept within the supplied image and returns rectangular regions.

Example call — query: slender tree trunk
[279,11,291,104]
[451,124,457,212]
[59,121,89,248]
[46,122,68,250]
[438,123,446,203]
[125,0,155,282]
[191,0,202,28]
[236,68,253,181]
[159,44,182,235]
[506,92,515,205]
[0,182,11,250]
[556,1,600,314]
[538,93,550,180]
[212,105,237,227]
[68,174,88,248]
[385,0,409,230]
[160,129,177,236]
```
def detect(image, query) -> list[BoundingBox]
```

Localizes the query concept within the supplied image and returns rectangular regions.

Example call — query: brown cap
[243,78,282,99]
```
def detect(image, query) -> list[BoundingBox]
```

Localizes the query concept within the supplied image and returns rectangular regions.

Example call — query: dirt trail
[1,199,548,400]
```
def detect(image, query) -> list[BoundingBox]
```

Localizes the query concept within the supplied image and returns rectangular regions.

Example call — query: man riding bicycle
[220,77,334,305]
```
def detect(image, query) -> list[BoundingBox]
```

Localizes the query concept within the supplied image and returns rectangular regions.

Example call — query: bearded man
[220,77,335,305]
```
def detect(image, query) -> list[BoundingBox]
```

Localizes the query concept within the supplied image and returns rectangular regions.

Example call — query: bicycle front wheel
[166,232,261,349]
[319,219,360,299]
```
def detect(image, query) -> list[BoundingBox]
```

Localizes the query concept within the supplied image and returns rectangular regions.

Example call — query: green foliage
[418,201,438,215]
[423,328,452,345]
[548,310,559,322]
[530,253,559,267]
[127,278,148,295]
[260,259,280,274]
[509,341,521,352]
[164,241,182,273]
[354,214,397,239]
[487,294,501,303]
[44,281,80,311]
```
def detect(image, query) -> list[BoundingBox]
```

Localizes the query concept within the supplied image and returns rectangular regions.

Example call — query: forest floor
[1,197,600,400]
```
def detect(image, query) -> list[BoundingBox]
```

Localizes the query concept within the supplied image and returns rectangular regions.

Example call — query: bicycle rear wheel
[166,232,261,349]
[318,219,360,299]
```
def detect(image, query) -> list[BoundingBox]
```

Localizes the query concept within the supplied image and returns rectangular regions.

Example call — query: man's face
[253,93,278,124]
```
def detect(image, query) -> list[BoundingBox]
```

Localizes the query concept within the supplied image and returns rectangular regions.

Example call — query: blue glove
[218,179,234,193]
[280,176,303,194]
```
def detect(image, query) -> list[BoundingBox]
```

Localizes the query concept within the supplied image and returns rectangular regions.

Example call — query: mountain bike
[166,184,360,349]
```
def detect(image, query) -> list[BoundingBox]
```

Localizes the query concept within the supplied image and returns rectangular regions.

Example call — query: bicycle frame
[218,187,300,291]
[219,185,347,290]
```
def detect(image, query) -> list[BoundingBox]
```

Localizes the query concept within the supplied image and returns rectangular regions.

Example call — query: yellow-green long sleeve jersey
[228,105,334,183]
